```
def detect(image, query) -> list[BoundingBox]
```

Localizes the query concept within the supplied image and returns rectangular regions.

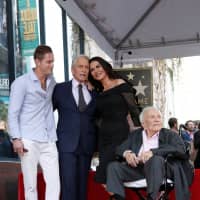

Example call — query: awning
[56,0,200,61]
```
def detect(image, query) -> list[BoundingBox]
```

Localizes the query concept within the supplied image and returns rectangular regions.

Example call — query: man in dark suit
[106,107,193,200]
[52,55,96,200]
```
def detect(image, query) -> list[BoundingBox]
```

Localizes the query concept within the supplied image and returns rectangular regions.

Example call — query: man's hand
[139,151,153,163]
[12,139,25,156]
[124,151,139,167]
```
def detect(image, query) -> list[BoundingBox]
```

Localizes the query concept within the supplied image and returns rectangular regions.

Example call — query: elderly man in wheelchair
[106,107,193,200]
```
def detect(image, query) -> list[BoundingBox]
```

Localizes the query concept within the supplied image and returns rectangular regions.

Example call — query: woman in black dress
[89,57,140,185]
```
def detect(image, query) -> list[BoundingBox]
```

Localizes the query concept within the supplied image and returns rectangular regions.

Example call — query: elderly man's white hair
[71,55,89,68]
[139,106,162,123]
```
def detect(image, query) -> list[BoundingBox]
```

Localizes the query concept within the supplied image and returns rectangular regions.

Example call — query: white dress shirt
[72,78,91,105]
[138,130,159,156]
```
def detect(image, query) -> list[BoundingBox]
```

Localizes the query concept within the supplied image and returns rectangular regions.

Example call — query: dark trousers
[59,152,91,200]
[106,155,173,199]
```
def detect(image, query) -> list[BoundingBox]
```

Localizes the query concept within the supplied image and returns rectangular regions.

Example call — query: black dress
[94,83,140,183]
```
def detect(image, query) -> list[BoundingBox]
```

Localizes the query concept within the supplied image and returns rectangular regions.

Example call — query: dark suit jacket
[52,81,96,155]
[116,128,194,200]
[116,128,186,159]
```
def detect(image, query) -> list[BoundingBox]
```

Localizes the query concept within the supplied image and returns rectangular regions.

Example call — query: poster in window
[17,0,39,56]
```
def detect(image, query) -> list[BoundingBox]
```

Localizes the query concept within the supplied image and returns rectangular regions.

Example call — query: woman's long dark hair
[88,57,120,92]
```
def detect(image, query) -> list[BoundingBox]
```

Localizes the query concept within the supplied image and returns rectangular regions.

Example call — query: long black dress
[95,83,140,183]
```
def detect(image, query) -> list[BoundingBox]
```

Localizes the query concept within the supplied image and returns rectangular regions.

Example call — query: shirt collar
[30,68,54,82]
[143,130,159,139]
[30,68,39,81]
[72,78,86,89]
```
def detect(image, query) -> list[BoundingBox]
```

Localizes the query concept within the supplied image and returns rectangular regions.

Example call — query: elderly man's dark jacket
[116,128,194,200]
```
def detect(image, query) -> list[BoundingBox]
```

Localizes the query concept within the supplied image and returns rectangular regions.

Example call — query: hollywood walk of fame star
[126,72,134,80]
[134,80,148,96]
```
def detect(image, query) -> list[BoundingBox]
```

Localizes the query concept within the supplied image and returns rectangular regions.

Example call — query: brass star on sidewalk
[134,80,148,96]
[126,72,134,80]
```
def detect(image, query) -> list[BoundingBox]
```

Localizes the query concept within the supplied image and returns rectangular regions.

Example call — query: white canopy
[56,0,200,61]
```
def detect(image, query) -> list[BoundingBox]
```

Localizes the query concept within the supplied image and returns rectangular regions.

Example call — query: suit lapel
[134,130,143,154]
[67,81,96,111]
[66,81,78,109]
[158,128,166,145]
[86,90,96,107]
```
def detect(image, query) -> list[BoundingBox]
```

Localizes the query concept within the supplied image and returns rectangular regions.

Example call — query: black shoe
[113,194,125,200]
[109,195,115,200]
[146,194,154,200]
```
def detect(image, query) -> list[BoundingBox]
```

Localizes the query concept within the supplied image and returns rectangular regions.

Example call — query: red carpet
[18,169,200,200]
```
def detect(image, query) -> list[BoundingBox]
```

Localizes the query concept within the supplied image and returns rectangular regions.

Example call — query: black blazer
[52,81,97,155]
[116,128,186,159]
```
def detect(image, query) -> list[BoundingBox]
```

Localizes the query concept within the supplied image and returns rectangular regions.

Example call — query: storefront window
[0,0,18,159]
[0,0,9,121]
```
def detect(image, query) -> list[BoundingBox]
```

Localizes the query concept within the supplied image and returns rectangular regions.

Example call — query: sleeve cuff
[123,150,133,158]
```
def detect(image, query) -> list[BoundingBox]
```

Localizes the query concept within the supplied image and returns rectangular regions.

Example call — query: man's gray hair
[139,106,162,123]
[71,55,89,68]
